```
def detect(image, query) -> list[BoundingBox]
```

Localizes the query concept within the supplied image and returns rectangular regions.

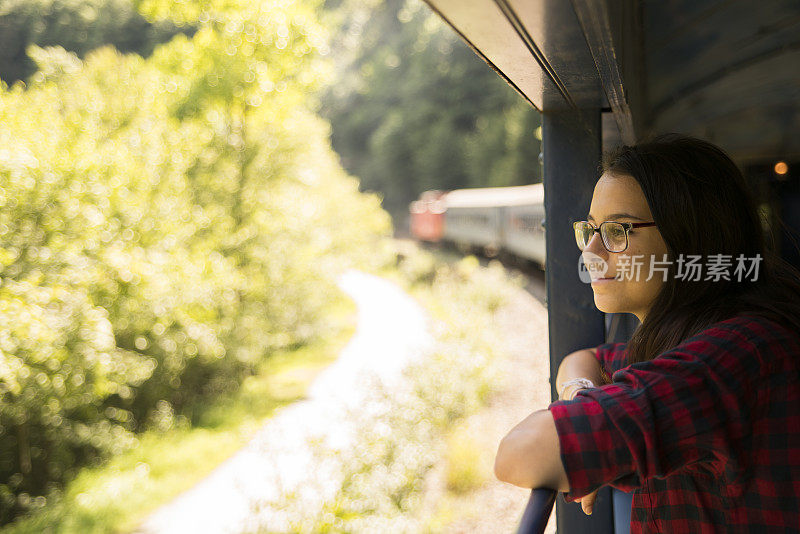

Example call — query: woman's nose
[584,231,608,256]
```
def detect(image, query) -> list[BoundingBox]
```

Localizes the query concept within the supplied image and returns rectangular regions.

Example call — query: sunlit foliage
[0,0,391,523]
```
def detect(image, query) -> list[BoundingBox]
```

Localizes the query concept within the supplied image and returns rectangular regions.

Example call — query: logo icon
[578,251,609,284]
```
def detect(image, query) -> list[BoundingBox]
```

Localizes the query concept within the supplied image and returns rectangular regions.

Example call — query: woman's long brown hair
[601,134,800,366]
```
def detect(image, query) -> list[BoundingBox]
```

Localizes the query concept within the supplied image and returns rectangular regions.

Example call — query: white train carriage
[442,183,545,264]
[442,187,504,254]
[501,184,546,267]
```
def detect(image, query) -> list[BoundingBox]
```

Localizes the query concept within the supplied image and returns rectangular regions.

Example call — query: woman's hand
[577,488,598,515]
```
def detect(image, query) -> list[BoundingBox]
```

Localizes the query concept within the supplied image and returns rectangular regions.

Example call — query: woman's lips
[591,275,618,283]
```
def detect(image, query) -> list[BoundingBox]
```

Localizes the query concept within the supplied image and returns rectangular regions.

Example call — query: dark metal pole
[517,489,557,534]
[542,108,612,533]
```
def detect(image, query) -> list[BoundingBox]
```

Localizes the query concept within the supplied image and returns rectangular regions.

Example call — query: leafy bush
[0,0,392,524]
[0,280,150,517]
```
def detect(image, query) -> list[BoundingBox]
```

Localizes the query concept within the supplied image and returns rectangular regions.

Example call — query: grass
[444,422,490,495]
[1,296,357,534]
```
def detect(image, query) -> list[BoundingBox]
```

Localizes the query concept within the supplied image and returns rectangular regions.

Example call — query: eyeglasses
[573,220,656,253]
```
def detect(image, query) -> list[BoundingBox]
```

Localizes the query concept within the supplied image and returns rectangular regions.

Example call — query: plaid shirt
[549,314,800,533]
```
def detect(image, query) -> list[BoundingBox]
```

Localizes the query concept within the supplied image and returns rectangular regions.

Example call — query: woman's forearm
[494,348,605,490]
[494,409,570,490]
[555,348,605,399]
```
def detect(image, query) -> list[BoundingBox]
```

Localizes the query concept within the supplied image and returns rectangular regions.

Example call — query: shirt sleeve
[549,324,763,502]
[593,342,628,381]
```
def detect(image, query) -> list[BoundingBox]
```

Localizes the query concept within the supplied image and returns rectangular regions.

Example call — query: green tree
[0,0,392,523]
[321,0,542,223]
[0,0,191,84]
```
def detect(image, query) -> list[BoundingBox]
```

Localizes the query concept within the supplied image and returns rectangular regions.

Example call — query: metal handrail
[516,488,557,534]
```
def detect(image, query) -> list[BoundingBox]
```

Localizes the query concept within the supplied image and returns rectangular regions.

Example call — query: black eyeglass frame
[573,220,657,253]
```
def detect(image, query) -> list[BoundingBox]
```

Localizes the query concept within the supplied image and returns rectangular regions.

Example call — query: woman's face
[584,171,670,322]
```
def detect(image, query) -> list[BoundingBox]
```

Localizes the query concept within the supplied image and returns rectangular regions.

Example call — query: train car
[499,184,545,267]
[409,190,446,242]
[440,186,505,255]
[410,183,546,267]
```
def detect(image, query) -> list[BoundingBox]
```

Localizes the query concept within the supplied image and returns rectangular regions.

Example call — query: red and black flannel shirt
[548,314,800,533]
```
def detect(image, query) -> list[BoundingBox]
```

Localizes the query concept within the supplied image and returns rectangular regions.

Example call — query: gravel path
[133,261,558,533]
[134,269,434,534]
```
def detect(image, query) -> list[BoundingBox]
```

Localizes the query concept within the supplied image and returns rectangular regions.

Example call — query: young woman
[494,134,800,532]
